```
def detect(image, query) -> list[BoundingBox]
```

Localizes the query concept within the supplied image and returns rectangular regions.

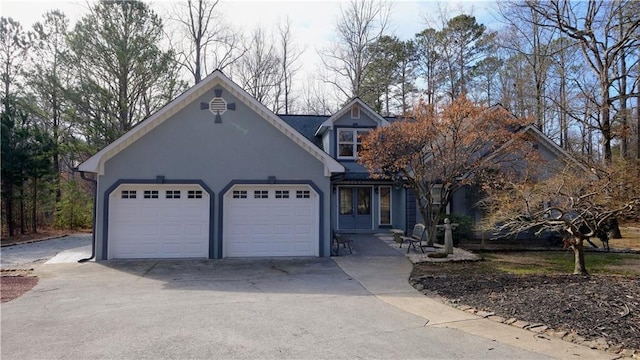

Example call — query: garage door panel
[224,185,319,257]
[273,224,292,234]
[271,206,291,216]
[294,224,312,234]
[163,224,182,236]
[185,224,205,235]
[109,185,209,259]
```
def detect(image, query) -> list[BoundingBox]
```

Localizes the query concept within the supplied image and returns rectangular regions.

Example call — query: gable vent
[209,97,227,115]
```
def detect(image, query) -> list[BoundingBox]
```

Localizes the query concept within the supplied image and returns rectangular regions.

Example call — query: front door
[338,187,372,230]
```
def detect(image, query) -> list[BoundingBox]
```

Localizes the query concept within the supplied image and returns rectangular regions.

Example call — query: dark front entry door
[338,187,372,230]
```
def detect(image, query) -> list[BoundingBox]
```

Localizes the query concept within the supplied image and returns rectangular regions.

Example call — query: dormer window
[337,128,371,159]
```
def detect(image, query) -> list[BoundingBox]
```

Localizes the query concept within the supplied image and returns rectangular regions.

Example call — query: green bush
[436,214,474,246]
[54,178,92,230]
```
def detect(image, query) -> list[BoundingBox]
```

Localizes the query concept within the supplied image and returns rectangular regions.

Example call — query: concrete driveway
[1,238,613,359]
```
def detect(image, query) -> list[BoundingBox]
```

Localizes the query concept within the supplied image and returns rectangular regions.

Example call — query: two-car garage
[107,183,319,259]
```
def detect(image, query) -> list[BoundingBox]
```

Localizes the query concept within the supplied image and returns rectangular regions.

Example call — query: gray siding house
[78,70,407,260]
[79,70,579,260]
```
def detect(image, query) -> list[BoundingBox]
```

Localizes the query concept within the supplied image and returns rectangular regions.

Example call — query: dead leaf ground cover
[1,270,38,303]
[411,251,640,352]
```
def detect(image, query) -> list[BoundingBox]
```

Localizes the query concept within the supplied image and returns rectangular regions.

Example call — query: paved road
[0,234,92,269]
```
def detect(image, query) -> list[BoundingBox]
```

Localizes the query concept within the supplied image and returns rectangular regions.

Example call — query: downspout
[76,168,97,263]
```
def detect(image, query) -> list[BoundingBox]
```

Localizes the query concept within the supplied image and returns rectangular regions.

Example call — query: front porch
[332,232,480,263]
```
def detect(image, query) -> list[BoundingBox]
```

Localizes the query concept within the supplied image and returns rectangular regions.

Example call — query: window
[430,186,443,205]
[166,190,181,199]
[121,190,136,199]
[296,190,310,199]
[188,190,203,199]
[232,190,247,199]
[337,128,371,159]
[351,104,360,119]
[339,189,352,215]
[275,190,289,199]
[379,186,391,225]
[254,190,268,199]
[144,190,158,199]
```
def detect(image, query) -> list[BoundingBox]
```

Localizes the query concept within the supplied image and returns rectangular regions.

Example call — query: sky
[1,0,500,101]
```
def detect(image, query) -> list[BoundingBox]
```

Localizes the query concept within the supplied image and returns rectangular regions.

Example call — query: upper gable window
[351,104,360,119]
[337,128,371,159]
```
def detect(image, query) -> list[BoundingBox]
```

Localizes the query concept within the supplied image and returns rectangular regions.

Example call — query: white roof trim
[79,70,344,176]
[314,98,390,136]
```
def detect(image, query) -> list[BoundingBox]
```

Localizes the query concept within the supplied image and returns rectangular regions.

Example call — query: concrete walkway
[332,254,616,360]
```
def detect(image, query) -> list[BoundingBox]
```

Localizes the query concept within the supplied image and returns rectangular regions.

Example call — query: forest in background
[1,0,639,237]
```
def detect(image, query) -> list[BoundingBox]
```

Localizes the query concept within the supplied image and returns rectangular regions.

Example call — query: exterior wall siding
[95,85,331,260]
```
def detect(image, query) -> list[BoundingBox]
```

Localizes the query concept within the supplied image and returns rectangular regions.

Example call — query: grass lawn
[478,251,640,276]
[611,223,640,250]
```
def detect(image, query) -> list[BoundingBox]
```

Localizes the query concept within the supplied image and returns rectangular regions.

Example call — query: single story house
[78,70,581,260]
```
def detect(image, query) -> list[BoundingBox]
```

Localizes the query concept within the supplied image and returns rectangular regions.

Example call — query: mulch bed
[1,274,38,303]
[412,265,639,352]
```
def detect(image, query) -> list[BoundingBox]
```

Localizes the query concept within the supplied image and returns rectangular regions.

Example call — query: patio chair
[399,224,428,253]
[332,231,353,255]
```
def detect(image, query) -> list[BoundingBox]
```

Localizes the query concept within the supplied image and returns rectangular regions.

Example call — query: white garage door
[223,185,319,257]
[108,184,209,259]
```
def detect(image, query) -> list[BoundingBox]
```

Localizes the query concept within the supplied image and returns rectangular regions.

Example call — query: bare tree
[275,16,303,114]
[171,0,245,84]
[481,164,639,275]
[524,0,640,163]
[496,1,556,131]
[298,76,338,115]
[320,0,390,101]
[1,17,32,105]
[235,26,281,108]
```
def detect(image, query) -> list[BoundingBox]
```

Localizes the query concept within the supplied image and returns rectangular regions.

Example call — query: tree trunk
[571,238,588,275]
[601,79,613,163]
[19,184,25,235]
[4,183,14,237]
[31,177,37,233]
[618,9,629,159]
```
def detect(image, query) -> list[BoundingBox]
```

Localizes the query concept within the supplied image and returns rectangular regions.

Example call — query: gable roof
[78,70,344,176]
[483,104,590,173]
[520,124,590,173]
[314,98,390,136]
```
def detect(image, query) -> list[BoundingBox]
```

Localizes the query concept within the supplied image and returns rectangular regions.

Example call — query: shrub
[436,214,474,246]
[54,178,92,229]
